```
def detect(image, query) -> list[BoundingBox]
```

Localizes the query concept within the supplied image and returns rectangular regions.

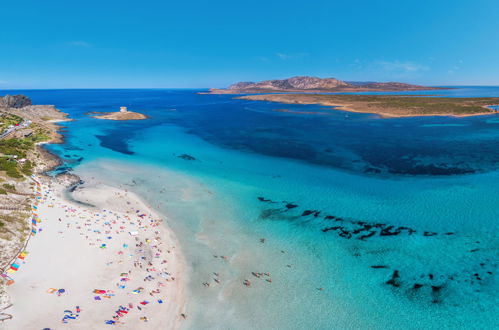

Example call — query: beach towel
[18,251,29,259]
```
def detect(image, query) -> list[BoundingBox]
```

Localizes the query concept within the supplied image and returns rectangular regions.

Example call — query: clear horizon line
[2,84,499,91]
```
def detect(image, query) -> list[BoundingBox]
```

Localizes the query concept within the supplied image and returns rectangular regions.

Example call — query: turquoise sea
[4,87,498,329]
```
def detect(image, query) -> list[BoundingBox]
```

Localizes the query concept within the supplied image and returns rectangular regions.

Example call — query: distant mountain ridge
[228,76,350,90]
[207,76,441,94]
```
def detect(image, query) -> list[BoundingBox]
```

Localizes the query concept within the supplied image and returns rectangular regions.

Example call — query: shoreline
[203,87,447,95]
[90,111,148,121]
[0,103,76,322]
[236,94,499,118]
[1,101,187,328]
[3,176,186,329]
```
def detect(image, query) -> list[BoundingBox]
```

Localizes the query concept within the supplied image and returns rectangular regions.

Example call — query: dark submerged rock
[386,270,401,287]
[321,226,341,233]
[359,231,376,241]
[431,285,444,303]
[178,154,196,160]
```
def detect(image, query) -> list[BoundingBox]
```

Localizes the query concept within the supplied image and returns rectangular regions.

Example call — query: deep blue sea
[3,87,498,329]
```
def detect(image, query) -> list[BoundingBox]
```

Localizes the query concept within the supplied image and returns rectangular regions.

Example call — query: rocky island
[206,76,444,94]
[91,107,147,121]
[208,76,499,117]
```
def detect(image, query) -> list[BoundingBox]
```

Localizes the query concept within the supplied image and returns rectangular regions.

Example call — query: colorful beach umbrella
[18,251,29,260]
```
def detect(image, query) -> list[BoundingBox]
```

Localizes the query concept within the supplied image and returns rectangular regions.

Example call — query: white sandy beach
[3,177,186,329]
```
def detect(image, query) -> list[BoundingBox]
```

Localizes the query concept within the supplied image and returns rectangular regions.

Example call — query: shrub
[2,183,15,191]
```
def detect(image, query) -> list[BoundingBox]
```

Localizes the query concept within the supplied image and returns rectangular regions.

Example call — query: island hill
[207,76,444,94]
[208,76,499,117]
[91,107,147,121]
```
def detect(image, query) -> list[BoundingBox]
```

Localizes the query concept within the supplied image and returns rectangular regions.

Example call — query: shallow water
[4,87,498,329]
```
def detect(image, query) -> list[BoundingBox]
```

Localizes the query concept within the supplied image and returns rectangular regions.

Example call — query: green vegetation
[30,123,51,143]
[0,213,30,234]
[0,109,59,259]
[0,182,16,194]
[323,95,499,115]
[239,94,499,116]
[0,138,32,158]
[2,183,15,191]
[0,157,22,178]
[21,159,34,176]
[0,127,49,178]
[0,113,23,132]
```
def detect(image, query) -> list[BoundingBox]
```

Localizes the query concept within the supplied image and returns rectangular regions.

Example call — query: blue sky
[1,0,499,88]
